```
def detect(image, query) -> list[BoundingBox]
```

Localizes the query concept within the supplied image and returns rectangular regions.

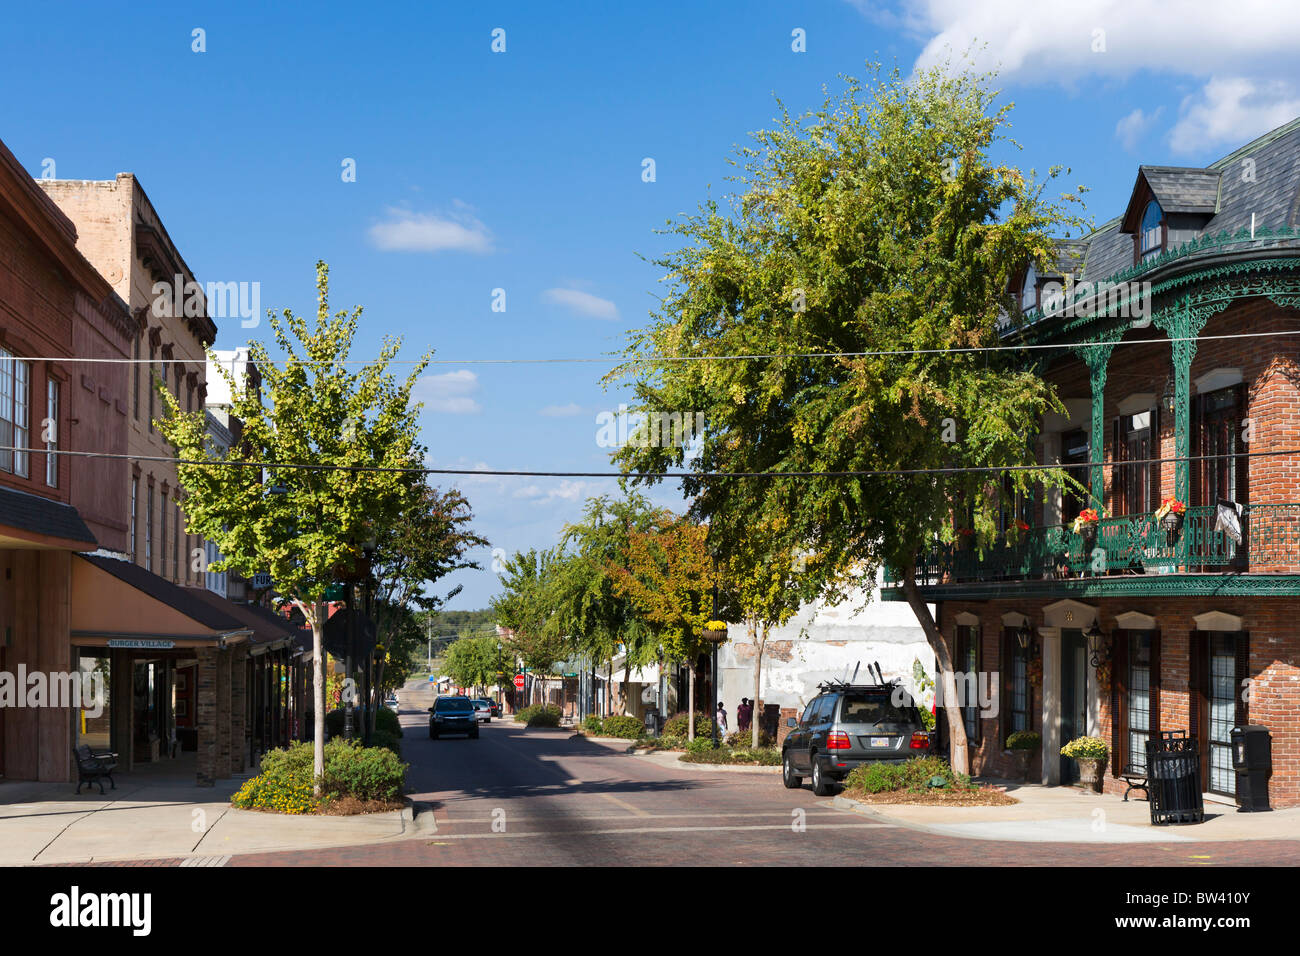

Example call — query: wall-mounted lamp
[1084,620,1109,667]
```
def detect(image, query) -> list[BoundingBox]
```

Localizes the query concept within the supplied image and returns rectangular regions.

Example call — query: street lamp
[342,529,377,744]
[1084,620,1109,668]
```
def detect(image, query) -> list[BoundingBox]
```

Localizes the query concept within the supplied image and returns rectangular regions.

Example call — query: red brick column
[231,645,248,774]
[216,647,232,778]
[196,647,217,786]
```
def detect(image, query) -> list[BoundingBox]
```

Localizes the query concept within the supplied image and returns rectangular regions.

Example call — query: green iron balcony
[883,503,1300,598]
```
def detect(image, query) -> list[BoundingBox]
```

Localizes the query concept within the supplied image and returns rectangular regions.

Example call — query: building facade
[884,117,1300,807]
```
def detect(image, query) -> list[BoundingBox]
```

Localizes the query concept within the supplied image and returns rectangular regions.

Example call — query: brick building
[884,117,1300,808]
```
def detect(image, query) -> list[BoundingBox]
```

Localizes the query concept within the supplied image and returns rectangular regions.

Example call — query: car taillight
[827,732,851,750]
[910,732,930,750]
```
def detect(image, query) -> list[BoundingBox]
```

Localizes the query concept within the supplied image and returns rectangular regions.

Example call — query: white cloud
[368,206,493,254]
[413,369,482,414]
[542,287,619,320]
[538,402,582,417]
[1114,106,1161,151]
[511,479,591,502]
[1169,77,1300,153]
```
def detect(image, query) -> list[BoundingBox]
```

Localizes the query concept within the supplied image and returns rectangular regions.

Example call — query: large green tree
[159,261,429,793]
[610,65,1083,773]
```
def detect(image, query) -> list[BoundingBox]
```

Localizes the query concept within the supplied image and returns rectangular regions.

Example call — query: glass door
[1059,630,1088,783]
[1207,634,1237,795]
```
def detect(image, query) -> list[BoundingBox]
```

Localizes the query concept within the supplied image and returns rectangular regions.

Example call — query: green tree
[491,548,568,703]
[442,635,501,696]
[159,261,429,793]
[609,65,1082,773]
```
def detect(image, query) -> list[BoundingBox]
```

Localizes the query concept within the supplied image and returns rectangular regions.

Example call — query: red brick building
[884,117,1300,808]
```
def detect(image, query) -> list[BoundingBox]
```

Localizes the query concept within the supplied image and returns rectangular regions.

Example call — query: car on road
[781,679,931,796]
[429,696,479,739]
[471,698,493,723]
[488,699,501,718]
[384,694,399,712]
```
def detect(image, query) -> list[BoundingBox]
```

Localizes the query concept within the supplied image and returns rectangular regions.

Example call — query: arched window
[1140,200,1164,260]
[1020,264,1038,311]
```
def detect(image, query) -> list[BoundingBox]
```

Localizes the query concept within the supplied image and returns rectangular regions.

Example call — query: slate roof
[78,554,245,631]
[1068,116,1300,285]
[0,485,96,546]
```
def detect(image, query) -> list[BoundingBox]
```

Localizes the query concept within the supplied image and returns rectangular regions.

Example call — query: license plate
[870,737,893,748]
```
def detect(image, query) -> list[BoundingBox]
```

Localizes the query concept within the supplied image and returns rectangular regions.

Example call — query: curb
[630,749,782,774]
[405,799,438,834]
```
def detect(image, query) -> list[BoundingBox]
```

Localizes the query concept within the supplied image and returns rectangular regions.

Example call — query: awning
[183,588,303,655]
[70,554,252,647]
[0,485,96,550]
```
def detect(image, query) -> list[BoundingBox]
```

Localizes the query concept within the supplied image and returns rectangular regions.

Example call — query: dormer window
[1020,264,1038,312]
[1140,199,1164,260]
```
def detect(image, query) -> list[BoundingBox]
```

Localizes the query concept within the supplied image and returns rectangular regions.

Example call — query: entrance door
[1206,634,1238,796]
[1059,630,1089,783]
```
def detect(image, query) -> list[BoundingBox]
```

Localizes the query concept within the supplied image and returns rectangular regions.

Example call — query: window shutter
[1110,632,1128,777]
[1188,631,1204,743]
[1150,630,1161,738]
[1235,631,1251,726]
[1002,628,1015,746]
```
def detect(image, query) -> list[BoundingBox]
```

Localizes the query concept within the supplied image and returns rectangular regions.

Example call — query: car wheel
[811,754,835,796]
[470,731,479,739]
[429,729,438,740]
[782,751,803,789]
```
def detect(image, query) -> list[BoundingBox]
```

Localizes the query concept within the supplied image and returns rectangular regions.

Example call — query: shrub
[374,707,403,737]
[232,738,409,812]
[322,739,408,803]
[657,735,687,750]
[582,715,604,734]
[683,746,781,765]
[369,729,402,756]
[1006,730,1041,752]
[516,704,561,727]
[843,756,973,794]
[684,737,717,755]
[600,715,644,739]
[662,712,715,739]
[726,729,773,749]
[1060,735,1108,760]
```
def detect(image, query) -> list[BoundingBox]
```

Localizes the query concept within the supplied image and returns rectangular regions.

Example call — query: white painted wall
[717,568,935,717]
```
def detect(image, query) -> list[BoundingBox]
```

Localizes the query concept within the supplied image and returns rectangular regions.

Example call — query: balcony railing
[892,503,1300,589]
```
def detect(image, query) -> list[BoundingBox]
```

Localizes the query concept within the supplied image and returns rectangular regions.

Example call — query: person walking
[716,700,729,735]
[738,698,752,733]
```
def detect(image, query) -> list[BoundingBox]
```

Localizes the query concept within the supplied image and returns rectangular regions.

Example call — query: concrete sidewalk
[832,779,1300,843]
[0,771,433,866]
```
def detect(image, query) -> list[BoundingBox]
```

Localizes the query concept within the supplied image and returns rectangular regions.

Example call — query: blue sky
[3,1,1298,609]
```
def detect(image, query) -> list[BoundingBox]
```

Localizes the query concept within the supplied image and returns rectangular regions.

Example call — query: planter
[1078,524,1098,553]
[1076,756,1106,793]
[1010,749,1032,782]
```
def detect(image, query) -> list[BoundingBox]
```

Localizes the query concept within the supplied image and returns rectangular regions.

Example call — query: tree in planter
[158,261,428,795]
[608,63,1083,773]
[608,514,724,740]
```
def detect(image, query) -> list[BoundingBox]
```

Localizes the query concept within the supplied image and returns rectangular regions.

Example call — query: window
[840,692,919,725]
[1208,634,1237,794]
[148,350,156,432]
[174,501,181,581]
[160,496,167,578]
[955,625,982,742]
[1009,642,1029,735]
[0,350,30,477]
[145,485,153,571]
[1140,200,1164,260]
[130,477,138,559]
[45,379,58,487]
[1113,411,1154,516]
[1020,264,1038,312]
[1127,634,1153,772]
[132,336,140,420]
[1061,429,1090,525]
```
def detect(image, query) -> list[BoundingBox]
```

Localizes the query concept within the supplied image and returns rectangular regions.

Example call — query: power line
[10,325,1300,367]
[10,444,1295,480]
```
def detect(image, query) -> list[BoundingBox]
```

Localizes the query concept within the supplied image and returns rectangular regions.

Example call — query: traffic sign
[513,674,525,689]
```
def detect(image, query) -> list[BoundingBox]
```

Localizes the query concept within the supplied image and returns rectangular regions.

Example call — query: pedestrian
[738,698,752,733]
[716,700,728,734]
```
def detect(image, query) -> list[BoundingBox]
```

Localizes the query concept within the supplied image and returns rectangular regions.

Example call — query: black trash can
[1145,731,1204,826]
[643,708,660,738]
[1231,724,1272,812]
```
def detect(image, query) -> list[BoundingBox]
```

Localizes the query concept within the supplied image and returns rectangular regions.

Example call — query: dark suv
[429,696,479,739]
[782,681,931,795]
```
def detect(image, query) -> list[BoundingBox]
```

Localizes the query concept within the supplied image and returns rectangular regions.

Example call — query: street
[215,683,1300,867]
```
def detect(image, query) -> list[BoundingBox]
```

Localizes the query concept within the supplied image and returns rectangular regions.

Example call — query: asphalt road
[221,684,1300,867]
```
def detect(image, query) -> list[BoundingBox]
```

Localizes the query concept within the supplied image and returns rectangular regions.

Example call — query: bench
[73,745,118,794]
[1120,766,1149,802]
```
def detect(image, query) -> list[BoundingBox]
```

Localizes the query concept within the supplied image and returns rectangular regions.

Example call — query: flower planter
[1076,757,1106,793]
[1078,524,1098,554]
[1162,510,1184,547]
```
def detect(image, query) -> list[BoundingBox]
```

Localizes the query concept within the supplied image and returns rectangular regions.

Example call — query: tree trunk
[306,602,326,797]
[752,620,767,750]
[901,558,969,775]
[687,661,696,740]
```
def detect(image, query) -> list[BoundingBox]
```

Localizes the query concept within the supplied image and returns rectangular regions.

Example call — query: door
[1205,634,1239,796]
[792,696,823,771]
[1059,629,1088,783]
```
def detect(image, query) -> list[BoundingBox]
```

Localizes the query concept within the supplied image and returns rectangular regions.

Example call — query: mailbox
[1230,725,1272,812]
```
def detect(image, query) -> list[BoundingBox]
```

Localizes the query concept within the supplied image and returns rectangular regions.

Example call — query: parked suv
[782,681,931,796]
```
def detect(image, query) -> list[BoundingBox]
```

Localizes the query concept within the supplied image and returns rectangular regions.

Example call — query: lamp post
[1084,620,1108,668]
[343,529,377,743]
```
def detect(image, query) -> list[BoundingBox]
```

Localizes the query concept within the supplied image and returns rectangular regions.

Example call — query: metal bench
[1120,765,1149,802]
[73,744,118,794]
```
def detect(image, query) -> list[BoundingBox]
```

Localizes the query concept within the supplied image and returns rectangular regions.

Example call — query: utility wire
[9,326,1300,367]
[9,444,1293,479]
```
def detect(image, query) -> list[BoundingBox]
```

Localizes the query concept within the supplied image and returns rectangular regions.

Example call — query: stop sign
[513,674,526,689]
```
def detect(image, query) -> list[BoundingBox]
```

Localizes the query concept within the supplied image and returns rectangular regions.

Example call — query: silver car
[471,698,492,723]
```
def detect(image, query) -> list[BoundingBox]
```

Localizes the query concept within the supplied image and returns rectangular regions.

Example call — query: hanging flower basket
[1072,509,1100,554]
[1156,497,1186,545]
[699,621,728,643]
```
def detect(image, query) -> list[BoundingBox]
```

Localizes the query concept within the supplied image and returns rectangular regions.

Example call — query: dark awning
[0,485,96,549]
